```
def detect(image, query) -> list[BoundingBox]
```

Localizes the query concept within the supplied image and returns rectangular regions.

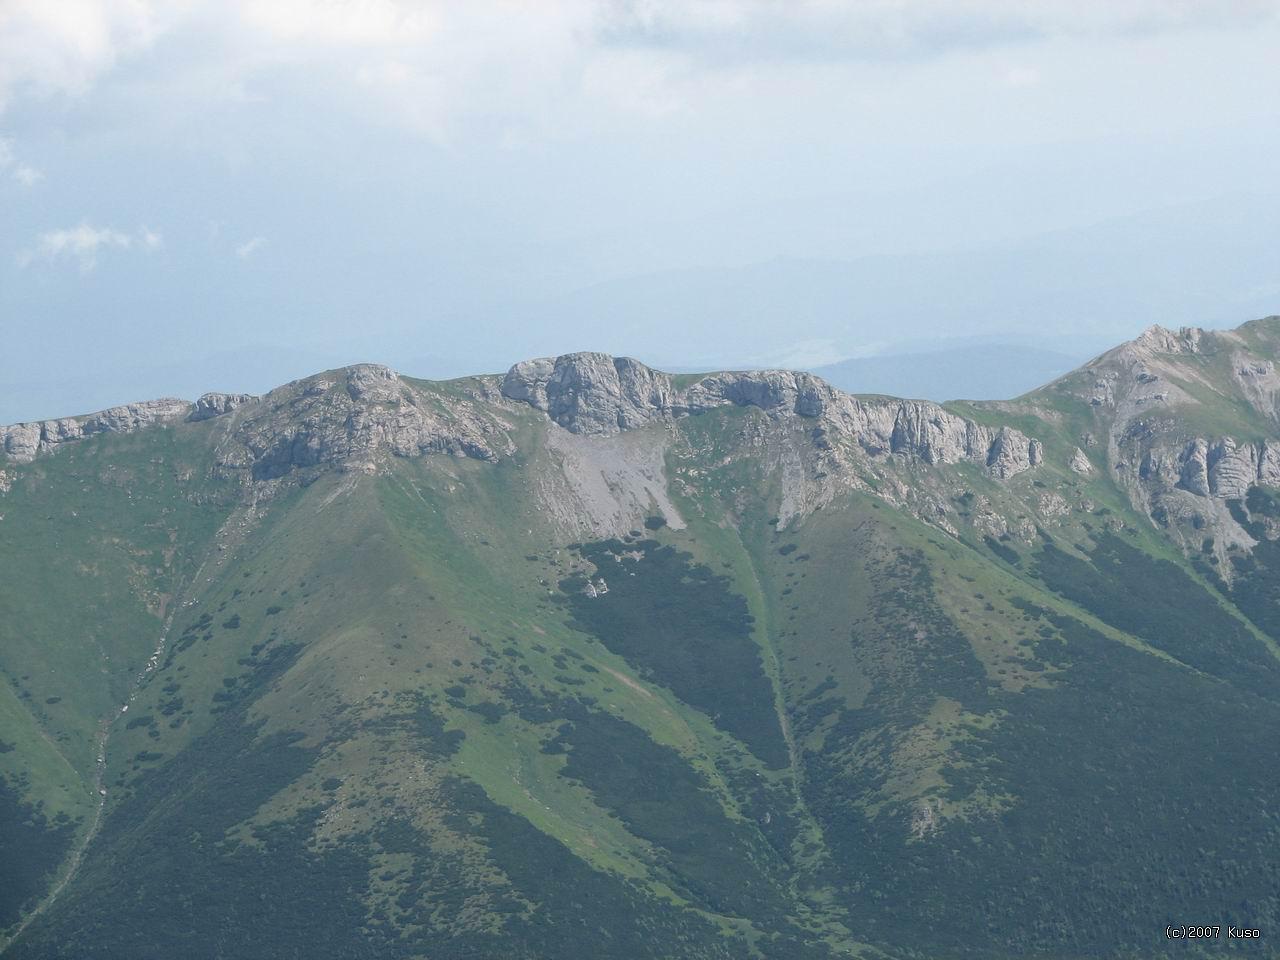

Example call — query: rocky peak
[501,352,837,434]
[502,353,673,434]
[1023,317,1280,571]
[218,365,513,481]
[2,398,191,463]
[1133,324,1205,355]
[0,365,514,482]
[189,392,256,422]
[3,354,1047,486]
[502,352,1043,480]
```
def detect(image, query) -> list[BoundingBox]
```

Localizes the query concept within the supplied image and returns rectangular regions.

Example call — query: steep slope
[2,328,1279,958]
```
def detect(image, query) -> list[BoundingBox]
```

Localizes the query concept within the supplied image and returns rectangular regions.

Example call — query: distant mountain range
[4,193,1276,424]
[3,318,1280,958]
[808,341,1088,400]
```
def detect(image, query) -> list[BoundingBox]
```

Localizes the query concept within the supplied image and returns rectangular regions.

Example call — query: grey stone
[501,352,1042,480]
[189,392,256,422]
[2,399,191,463]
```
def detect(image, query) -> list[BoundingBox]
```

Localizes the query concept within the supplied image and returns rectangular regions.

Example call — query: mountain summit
[3,321,1280,958]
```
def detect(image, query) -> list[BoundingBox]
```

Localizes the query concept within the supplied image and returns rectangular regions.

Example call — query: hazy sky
[2,1,1279,418]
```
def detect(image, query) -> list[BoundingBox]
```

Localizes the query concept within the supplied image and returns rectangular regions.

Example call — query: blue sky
[2,1,1279,419]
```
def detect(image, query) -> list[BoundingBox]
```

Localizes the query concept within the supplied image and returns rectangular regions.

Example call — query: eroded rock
[501,353,1043,480]
[189,392,256,422]
[2,399,192,463]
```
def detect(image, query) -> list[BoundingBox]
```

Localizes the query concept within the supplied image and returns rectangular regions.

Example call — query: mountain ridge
[9,315,1276,450]
[3,316,1280,959]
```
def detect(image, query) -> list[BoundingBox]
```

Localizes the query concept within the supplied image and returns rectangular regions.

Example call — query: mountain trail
[1,508,232,954]
[2,720,109,953]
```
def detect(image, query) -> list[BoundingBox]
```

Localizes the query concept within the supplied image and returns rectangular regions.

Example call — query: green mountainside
[3,320,1280,958]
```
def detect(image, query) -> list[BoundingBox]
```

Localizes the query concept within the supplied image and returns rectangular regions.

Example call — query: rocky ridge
[188,392,256,422]
[502,352,1043,478]
[24,326,1280,559]
[210,364,516,480]
[3,353,1045,483]
[2,399,193,463]
[1027,318,1280,566]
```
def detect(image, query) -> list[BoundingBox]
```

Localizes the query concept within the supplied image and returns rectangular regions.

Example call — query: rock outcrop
[4,354,1045,486]
[1168,437,1280,500]
[503,354,674,434]
[217,364,514,480]
[502,352,1043,479]
[1069,448,1093,475]
[2,399,191,463]
[1017,319,1280,567]
[188,392,256,422]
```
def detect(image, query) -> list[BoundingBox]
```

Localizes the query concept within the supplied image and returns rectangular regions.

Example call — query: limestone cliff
[1017,316,1280,568]
[501,352,1042,479]
[1,399,192,463]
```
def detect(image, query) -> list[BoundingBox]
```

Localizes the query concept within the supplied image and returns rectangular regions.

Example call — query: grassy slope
[5,381,1280,957]
[8,441,852,957]
[0,424,233,932]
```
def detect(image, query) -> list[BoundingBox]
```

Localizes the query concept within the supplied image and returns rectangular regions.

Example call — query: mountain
[809,342,1089,401]
[2,321,1280,958]
[10,195,1275,425]
[471,194,1280,368]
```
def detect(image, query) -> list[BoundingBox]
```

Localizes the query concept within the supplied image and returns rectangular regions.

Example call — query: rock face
[188,392,256,422]
[1064,321,1280,506]
[503,354,674,434]
[502,352,1043,479]
[1,399,191,463]
[1069,448,1093,475]
[218,364,514,480]
[1165,437,1280,500]
[1011,318,1280,574]
[4,354,1045,486]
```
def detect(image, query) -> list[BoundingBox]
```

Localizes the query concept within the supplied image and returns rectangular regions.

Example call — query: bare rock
[1069,447,1093,475]
[1207,438,1257,500]
[189,392,257,422]
[502,353,1042,480]
[2,399,191,463]
[502,353,674,434]
[986,427,1038,479]
[223,364,514,481]
[2,423,42,462]
[1178,439,1211,496]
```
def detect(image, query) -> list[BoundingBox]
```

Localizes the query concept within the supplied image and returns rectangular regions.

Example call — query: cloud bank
[0,138,41,185]
[235,236,267,259]
[2,0,1277,139]
[20,222,162,271]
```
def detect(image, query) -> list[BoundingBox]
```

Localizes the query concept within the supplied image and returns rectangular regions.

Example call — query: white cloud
[0,0,1277,142]
[235,235,266,259]
[13,163,42,185]
[0,137,42,186]
[19,222,161,271]
[0,1,168,113]
[1003,65,1041,87]
[237,0,437,47]
[755,338,848,369]
[594,0,1280,60]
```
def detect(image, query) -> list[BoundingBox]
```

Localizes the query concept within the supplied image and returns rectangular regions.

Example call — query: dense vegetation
[562,538,790,769]
[6,341,1280,958]
[794,543,1280,956]
[0,772,76,930]
[1034,530,1280,697]
[1220,488,1280,643]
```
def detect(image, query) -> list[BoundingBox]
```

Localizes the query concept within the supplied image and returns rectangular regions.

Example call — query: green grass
[7,361,1280,959]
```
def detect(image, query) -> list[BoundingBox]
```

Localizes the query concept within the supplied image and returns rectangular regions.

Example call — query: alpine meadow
[6,2,1280,957]
[3,321,1280,957]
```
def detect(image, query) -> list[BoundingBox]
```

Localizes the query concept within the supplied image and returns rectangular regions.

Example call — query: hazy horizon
[3,2,1279,419]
